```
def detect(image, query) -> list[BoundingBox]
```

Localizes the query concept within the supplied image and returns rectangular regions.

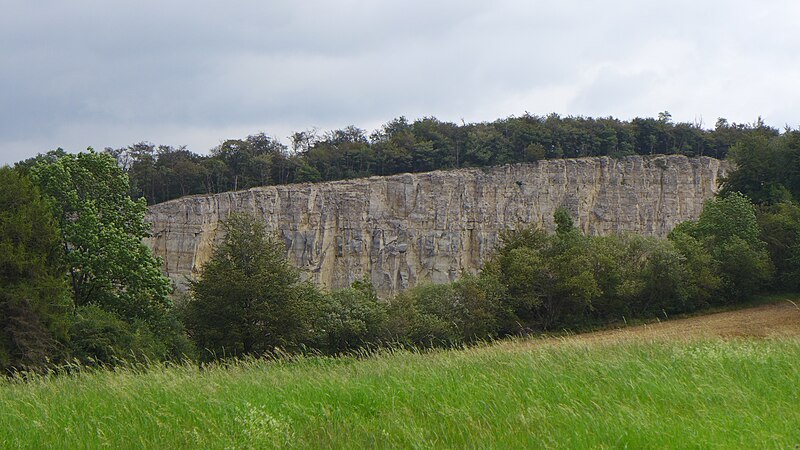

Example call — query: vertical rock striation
[145,155,728,296]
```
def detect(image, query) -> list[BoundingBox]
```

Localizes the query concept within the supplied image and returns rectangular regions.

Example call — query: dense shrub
[385,285,462,347]
[481,198,775,335]
[671,192,773,302]
[68,306,153,366]
[384,275,501,347]
[450,274,502,342]
[309,281,389,354]
[757,202,800,291]
[666,231,721,310]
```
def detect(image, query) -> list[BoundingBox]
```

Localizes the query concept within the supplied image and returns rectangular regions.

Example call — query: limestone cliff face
[145,155,728,296]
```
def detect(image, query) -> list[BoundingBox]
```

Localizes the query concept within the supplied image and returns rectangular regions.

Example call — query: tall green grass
[2,338,798,448]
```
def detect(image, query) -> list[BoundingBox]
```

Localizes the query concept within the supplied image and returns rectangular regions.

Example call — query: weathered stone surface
[145,155,728,296]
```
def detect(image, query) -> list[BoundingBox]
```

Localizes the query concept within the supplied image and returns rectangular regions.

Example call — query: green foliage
[309,281,388,354]
[672,192,773,301]
[721,131,800,205]
[717,237,774,300]
[28,150,172,325]
[64,303,191,367]
[553,206,576,237]
[385,275,501,347]
[634,238,691,314]
[719,130,800,289]
[491,244,550,330]
[7,114,796,366]
[67,306,148,366]
[758,202,800,290]
[18,151,188,367]
[691,191,763,244]
[386,285,461,347]
[666,231,721,309]
[184,213,315,360]
[0,167,70,372]
[490,224,602,331]
[450,274,502,342]
[487,207,742,334]
[87,113,777,206]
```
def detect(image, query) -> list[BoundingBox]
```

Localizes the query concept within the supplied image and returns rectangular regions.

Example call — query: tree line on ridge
[20,113,778,205]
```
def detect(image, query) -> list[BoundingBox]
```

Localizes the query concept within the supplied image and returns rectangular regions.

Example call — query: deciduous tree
[0,167,70,372]
[29,150,172,325]
[184,213,314,359]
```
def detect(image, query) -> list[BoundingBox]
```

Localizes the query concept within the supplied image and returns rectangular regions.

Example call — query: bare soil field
[562,299,800,345]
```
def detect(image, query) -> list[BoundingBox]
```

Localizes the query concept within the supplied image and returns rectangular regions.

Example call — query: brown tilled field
[565,299,800,344]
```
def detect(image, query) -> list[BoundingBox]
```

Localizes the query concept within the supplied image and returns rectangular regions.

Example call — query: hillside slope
[525,300,800,347]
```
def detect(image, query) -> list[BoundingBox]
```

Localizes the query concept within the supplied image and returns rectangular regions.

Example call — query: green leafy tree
[464,124,512,166]
[672,192,773,301]
[0,167,71,372]
[67,305,168,366]
[634,237,690,314]
[546,236,601,326]
[483,228,551,333]
[721,135,789,205]
[384,275,501,347]
[184,212,314,359]
[667,231,721,309]
[758,202,800,290]
[29,150,172,325]
[554,206,577,238]
[486,223,598,331]
[450,273,502,342]
[69,113,786,205]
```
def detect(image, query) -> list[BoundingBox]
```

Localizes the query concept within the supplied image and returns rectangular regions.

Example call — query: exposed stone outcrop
[145,155,728,296]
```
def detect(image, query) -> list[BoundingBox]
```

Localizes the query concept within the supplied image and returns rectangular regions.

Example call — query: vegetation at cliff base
[183,213,317,359]
[177,194,777,357]
[1,151,189,373]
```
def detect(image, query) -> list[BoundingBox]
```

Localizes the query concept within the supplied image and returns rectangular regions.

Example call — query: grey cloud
[2,0,799,165]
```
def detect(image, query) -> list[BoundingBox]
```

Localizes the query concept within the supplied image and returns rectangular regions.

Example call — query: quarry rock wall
[145,155,728,296]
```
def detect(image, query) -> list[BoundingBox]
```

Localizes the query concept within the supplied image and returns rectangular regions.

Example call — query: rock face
[145,155,728,296]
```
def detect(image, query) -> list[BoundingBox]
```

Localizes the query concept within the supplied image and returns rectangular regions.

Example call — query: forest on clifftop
[21,112,780,205]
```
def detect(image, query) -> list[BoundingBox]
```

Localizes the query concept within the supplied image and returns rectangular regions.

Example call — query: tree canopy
[670,192,773,301]
[183,213,312,359]
[94,113,778,205]
[14,150,195,367]
[721,130,800,205]
[0,167,70,372]
[28,150,172,325]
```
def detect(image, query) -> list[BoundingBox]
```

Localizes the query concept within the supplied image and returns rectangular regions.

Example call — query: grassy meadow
[1,331,799,448]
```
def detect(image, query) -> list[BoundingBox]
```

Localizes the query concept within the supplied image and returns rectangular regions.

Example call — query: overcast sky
[2,0,798,166]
